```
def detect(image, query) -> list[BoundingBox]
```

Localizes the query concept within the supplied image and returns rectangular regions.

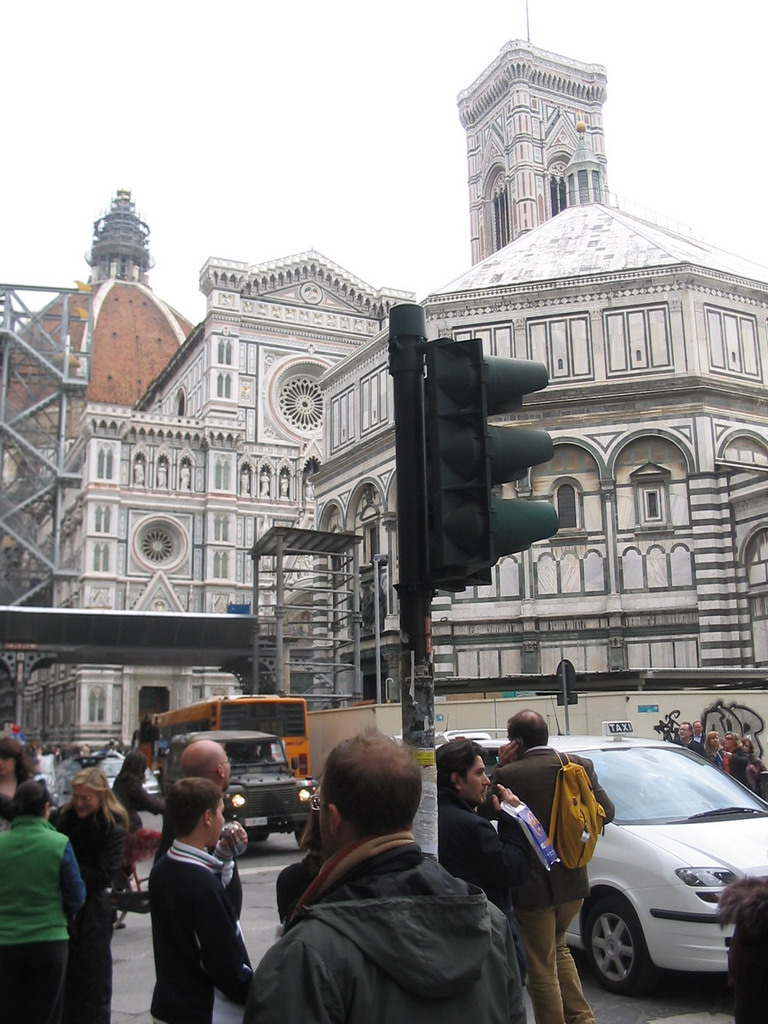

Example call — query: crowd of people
[1,716,766,1024]
[675,720,767,792]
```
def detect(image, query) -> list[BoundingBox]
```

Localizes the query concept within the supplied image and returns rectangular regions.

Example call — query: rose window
[278,376,322,430]
[140,526,175,563]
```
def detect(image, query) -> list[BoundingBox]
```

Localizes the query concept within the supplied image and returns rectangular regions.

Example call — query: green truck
[164,729,314,843]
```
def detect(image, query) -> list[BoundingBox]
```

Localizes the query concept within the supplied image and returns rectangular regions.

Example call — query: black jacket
[57,811,126,1024]
[437,787,530,915]
[150,849,253,1024]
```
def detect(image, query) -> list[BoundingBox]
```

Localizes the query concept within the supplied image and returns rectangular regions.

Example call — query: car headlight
[297,787,313,802]
[675,867,736,887]
[230,793,246,810]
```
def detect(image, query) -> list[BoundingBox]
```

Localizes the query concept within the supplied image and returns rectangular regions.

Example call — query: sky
[3,1,767,326]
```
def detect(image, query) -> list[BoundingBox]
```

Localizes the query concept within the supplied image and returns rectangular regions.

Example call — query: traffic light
[423,336,559,590]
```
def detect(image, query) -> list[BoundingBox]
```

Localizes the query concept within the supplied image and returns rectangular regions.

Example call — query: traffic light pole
[388,304,437,856]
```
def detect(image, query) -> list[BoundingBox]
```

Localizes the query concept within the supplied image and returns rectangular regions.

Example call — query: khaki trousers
[515,900,594,1024]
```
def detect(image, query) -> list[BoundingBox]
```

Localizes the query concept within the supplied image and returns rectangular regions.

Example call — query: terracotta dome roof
[78,280,193,406]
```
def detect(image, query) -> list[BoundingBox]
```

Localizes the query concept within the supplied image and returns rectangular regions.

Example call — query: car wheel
[583,894,659,995]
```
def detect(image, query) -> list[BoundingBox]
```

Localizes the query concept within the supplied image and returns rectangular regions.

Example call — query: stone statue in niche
[260,469,270,497]
[279,474,289,498]
[180,463,191,491]
[156,461,168,488]
[241,466,251,495]
[133,459,145,485]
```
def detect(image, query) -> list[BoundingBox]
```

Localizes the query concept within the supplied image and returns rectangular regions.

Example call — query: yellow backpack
[548,751,606,869]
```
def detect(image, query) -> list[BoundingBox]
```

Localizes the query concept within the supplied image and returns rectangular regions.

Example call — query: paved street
[111,833,734,1024]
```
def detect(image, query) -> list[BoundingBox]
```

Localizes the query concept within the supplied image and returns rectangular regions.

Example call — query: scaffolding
[0,284,92,604]
[250,527,362,704]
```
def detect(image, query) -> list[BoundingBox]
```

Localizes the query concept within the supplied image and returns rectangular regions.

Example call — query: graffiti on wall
[653,699,765,756]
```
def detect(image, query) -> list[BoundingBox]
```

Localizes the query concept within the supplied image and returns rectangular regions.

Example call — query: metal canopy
[250,526,360,558]
[0,606,254,667]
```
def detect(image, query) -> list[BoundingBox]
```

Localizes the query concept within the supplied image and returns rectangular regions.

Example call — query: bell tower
[458,40,609,263]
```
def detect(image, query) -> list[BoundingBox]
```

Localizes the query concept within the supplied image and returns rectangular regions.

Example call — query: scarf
[169,839,235,887]
[289,830,414,923]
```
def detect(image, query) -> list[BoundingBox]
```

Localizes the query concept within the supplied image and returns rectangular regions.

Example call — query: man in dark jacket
[245,731,526,1024]
[676,721,704,757]
[437,738,530,980]
[493,710,615,1024]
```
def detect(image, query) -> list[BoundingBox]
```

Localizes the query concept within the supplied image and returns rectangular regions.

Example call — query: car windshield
[583,745,768,825]
[225,740,287,768]
[98,758,123,780]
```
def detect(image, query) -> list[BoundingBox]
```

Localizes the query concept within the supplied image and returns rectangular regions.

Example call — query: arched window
[499,557,520,598]
[647,546,669,589]
[621,548,643,590]
[214,458,231,490]
[354,484,382,563]
[550,174,567,215]
[584,551,604,592]
[560,553,580,593]
[95,506,111,533]
[217,339,233,365]
[493,182,510,250]
[556,484,578,528]
[746,531,768,664]
[96,446,113,480]
[88,687,106,723]
[670,544,693,587]
[536,553,558,595]
[176,390,186,416]
[93,543,109,572]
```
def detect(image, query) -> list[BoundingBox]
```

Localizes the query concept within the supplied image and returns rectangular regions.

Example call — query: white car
[438,724,768,993]
[53,750,160,803]
[435,729,507,771]
[550,729,768,994]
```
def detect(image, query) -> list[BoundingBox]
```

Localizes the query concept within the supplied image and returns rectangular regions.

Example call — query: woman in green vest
[0,780,85,1024]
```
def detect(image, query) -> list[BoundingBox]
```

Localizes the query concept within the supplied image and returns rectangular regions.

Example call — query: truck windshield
[225,740,287,768]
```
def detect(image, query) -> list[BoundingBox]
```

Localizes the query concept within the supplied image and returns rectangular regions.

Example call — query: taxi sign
[602,720,634,737]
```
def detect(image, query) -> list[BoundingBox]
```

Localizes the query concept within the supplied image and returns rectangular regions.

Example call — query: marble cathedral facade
[28,248,411,744]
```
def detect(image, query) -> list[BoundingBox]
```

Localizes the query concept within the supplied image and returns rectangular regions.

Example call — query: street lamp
[372,554,389,704]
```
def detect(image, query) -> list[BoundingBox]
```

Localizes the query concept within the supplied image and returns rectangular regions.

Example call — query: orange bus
[154,696,311,776]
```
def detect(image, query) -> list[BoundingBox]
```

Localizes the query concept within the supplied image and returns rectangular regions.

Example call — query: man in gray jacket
[493,710,615,1024]
[245,731,526,1024]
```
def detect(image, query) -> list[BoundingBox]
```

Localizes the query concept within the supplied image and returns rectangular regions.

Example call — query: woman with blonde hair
[703,730,723,768]
[57,767,128,1024]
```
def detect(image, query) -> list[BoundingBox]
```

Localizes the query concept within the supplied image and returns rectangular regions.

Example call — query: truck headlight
[230,793,246,810]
